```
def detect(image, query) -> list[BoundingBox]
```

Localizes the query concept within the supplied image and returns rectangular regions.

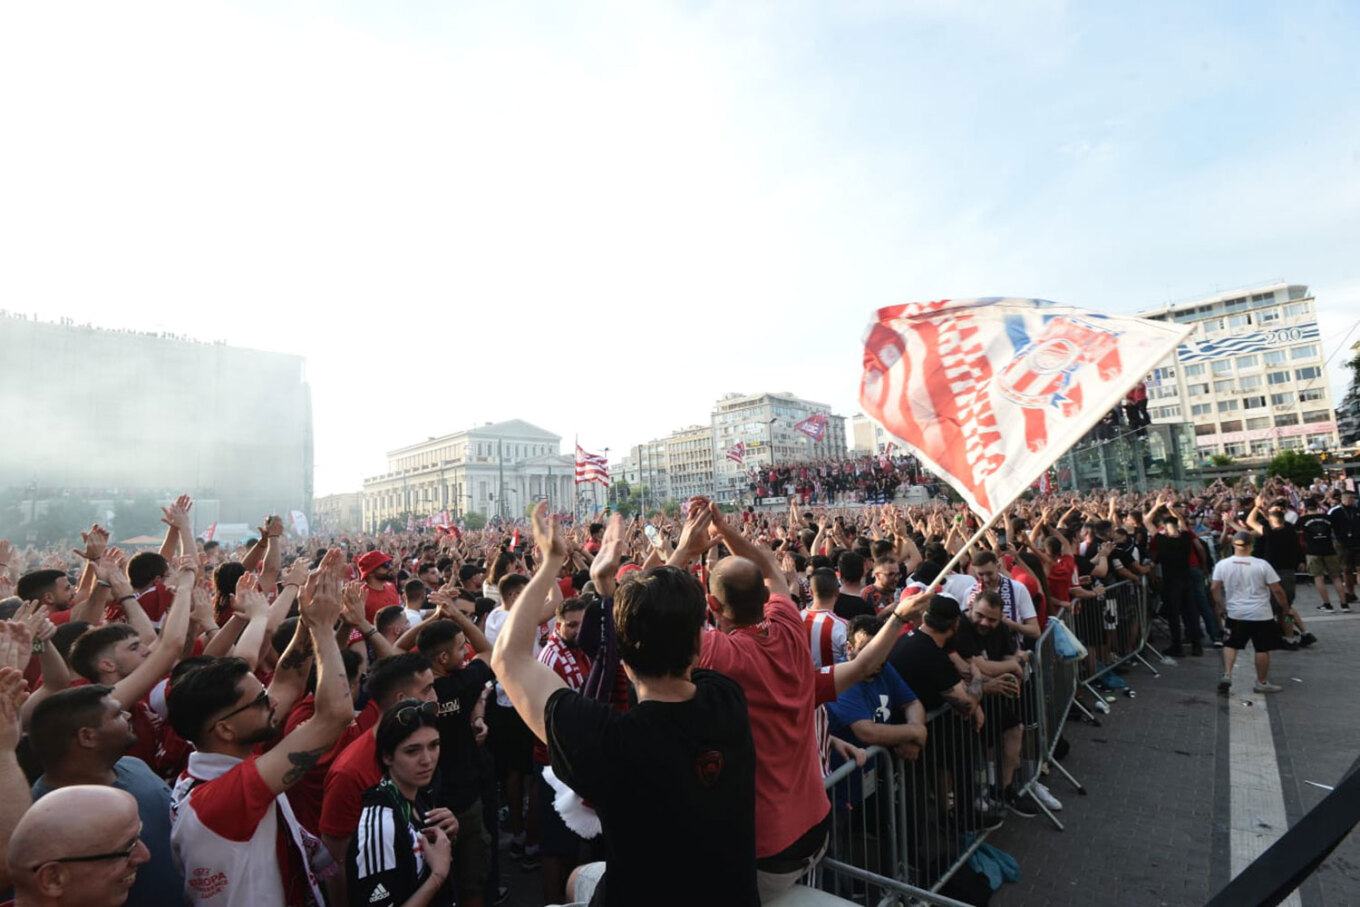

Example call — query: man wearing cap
[355,550,400,622]
[1212,531,1290,695]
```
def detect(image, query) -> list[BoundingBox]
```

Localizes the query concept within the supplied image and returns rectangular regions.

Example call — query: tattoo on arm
[281,745,329,787]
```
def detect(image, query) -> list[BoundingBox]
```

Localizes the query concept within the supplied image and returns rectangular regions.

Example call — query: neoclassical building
[361,419,576,531]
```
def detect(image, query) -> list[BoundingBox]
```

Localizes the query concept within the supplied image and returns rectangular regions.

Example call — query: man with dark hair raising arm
[492,502,758,907]
[167,548,355,906]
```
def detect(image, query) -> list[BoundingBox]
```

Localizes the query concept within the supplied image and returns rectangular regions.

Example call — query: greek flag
[1176,323,1319,364]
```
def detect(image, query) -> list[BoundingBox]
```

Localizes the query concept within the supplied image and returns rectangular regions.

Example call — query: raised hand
[234,573,269,620]
[529,500,568,562]
[281,558,310,589]
[71,524,110,561]
[261,515,285,539]
[340,581,368,627]
[589,514,627,598]
[301,549,344,628]
[0,621,34,673]
[0,666,29,752]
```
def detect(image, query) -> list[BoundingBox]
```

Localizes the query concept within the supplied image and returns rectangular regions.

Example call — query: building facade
[361,420,574,531]
[1139,283,1338,458]
[313,492,364,534]
[850,413,895,455]
[711,392,846,502]
[0,313,312,528]
[617,439,670,503]
[664,425,715,502]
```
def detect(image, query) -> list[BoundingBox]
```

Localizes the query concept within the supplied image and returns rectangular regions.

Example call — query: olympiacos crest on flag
[793,412,828,441]
[860,298,1189,520]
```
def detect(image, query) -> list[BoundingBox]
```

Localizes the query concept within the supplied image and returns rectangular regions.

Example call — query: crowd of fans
[746,453,940,505]
[0,472,1355,906]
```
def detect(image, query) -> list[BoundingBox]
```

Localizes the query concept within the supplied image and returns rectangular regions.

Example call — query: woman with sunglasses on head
[348,700,457,907]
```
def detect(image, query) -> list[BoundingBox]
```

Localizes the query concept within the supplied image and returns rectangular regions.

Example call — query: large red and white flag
[860,297,1189,521]
[725,441,746,465]
[794,412,828,441]
[575,445,611,487]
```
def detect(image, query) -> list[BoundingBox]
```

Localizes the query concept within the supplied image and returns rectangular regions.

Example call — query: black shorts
[537,769,585,858]
[982,696,1021,733]
[488,701,535,774]
[1223,618,1282,653]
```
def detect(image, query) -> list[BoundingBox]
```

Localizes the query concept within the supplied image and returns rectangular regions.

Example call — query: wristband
[118,595,135,603]
[282,582,299,590]
[362,627,377,638]
[96,580,112,588]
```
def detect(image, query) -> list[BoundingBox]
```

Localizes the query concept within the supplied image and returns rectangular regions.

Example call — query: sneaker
[1033,781,1063,811]
[1253,681,1283,693]
[1217,673,1232,694]
[1003,786,1037,818]
[1343,603,1353,613]
[1280,638,1299,651]
[1318,603,1335,612]
[1092,698,1111,714]
[1299,632,1318,647]
[1212,638,1224,648]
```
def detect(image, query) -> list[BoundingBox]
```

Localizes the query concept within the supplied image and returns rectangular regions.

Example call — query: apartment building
[1140,283,1337,458]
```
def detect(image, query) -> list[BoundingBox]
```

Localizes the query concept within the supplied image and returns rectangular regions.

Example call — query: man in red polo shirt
[318,651,439,906]
[355,550,400,621]
[668,498,829,902]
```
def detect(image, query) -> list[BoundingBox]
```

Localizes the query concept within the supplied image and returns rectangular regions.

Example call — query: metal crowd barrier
[814,616,1092,898]
[1059,578,1160,709]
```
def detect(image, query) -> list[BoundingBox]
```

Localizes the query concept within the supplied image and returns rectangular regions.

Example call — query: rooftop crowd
[746,452,940,504]
[0,468,1355,906]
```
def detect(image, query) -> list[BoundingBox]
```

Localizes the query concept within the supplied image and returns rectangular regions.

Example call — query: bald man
[668,500,829,903]
[6,785,150,907]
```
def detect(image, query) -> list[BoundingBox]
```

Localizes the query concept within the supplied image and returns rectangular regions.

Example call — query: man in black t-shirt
[833,551,876,620]
[1300,498,1347,611]
[491,507,759,907]
[1151,517,1202,657]
[417,618,494,907]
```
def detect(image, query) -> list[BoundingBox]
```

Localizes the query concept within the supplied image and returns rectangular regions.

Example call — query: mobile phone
[643,524,661,547]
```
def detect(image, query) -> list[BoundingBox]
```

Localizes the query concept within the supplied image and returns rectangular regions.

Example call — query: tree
[1210,454,1235,467]
[1267,449,1323,486]
[113,496,165,542]
[462,512,487,531]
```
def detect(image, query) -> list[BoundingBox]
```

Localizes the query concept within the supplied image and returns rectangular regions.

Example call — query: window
[1246,417,1271,430]
[1274,414,1299,427]
[1299,388,1325,403]
[1264,350,1287,366]
[1214,379,1234,394]
[1188,383,1210,397]
[1224,442,1248,457]
[1211,359,1233,375]
[1191,403,1213,417]
[1243,396,1266,410]
[1290,344,1318,360]
[1235,354,1259,370]
[1271,392,1295,406]
[1228,314,1251,328]
[1195,424,1217,436]
[1250,440,1274,456]
[1217,399,1238,413]
[1251,291,1275,303]
[1295,366,1321,381]
[1150,385,1178,400]
[1283,302,1310,318]
[1153,366,1177,380]
[1239,375,1263,390]
[1185,363,1206,377]
[1279,436,1304,450]
[1225,297,1248,312]
[1267,371,1292,386]
[1155,406,1182,419]
[1302,410,1331,424]
[1259,308,1280,323]
[1220,420,1243,433]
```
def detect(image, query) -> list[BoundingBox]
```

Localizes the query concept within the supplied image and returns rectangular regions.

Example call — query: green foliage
[1266,449,1323,486]
[113,496,165,542]
[1209,454,1235,467]
[462,512,487,531]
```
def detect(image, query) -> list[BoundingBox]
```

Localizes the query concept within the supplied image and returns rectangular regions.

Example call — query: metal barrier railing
[1060,579,1160,709]
[814,612,1092,897]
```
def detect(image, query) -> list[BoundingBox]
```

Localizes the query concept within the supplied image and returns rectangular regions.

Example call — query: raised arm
[707,501,791,599]
[110,557,195,711]
[0,663,30,892]
[490,501,569,745]
[258,515,285,592]
[253,548,354,795]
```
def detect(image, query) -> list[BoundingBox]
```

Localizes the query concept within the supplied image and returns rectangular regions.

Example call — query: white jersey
[801,608,848,669]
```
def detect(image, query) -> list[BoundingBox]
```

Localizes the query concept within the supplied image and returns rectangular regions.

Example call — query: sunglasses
[34,833,141,870]
[217,687,270,723]
[394,700,438,726]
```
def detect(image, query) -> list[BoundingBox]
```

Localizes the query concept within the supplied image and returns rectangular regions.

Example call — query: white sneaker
[1092,698,1111,714]
[1253,681,1283,693]
[1033,781,1063,811]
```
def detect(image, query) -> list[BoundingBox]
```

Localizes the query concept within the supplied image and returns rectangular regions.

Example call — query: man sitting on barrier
[948,591,1034,818]
[824,614,927,760]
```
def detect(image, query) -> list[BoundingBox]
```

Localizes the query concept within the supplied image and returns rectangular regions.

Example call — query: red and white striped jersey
[801,608,848,670]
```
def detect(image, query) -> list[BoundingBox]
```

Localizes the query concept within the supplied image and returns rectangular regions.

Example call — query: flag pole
[924,508,1008,596]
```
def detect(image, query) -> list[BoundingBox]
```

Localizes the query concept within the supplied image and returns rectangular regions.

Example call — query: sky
[2,1,1358,496]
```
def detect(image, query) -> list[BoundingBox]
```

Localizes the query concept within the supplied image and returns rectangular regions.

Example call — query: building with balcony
[664,425,715,502]
[1139,283,1338,459]
[617,439,670,504]
[361,420,573,531]
[710,392,847,502]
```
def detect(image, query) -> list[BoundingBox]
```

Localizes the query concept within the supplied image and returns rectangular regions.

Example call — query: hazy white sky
[3,1,1358,496]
